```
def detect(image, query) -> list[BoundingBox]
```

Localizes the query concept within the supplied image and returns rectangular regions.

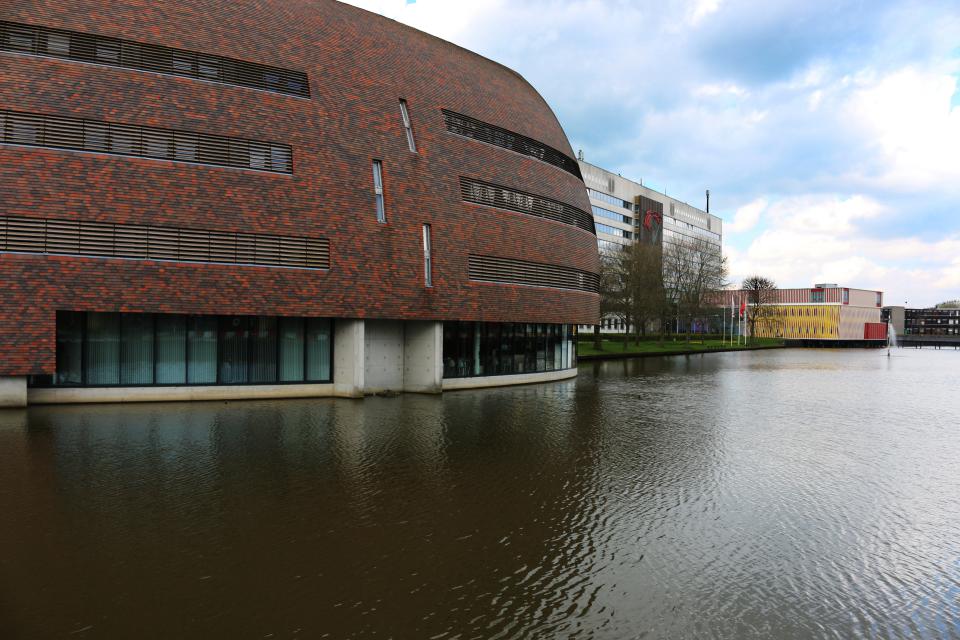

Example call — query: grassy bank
[578,336,785,359]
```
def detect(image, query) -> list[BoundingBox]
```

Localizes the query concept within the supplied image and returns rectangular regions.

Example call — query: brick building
[0,0,599,406]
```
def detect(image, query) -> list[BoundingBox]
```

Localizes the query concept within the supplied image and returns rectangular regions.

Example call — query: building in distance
[576,158,723,334]
[724,284,886,346]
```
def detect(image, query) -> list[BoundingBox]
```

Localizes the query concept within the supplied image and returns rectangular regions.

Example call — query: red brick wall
[0,0,599,376]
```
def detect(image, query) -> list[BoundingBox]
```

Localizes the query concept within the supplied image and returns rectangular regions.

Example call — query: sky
[342,0,960,307]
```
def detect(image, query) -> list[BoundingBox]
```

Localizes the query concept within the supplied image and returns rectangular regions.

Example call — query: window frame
[423,223,433,288]
[372,159,386,223]
[399,99,417,153]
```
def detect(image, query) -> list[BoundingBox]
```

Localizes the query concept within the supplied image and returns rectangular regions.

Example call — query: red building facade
[0,0,599,404]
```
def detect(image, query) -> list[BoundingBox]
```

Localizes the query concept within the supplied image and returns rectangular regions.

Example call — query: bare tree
[620,240,666,343]
[594,246,626,350]
[662,236,728,342]
[742,275,778,337]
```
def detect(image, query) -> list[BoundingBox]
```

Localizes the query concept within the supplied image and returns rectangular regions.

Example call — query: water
[1,349,959,639]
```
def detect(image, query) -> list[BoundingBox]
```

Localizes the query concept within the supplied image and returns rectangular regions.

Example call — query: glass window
[156,314,186,384]
[110,126,141,156]
[524,324,537,373]
[80,120,106,151]
[249,142,270,169]
[455,322,472,377]
[197,55,221,79]
[399,99,417,152]
[306,318,331,381]
[95,39,120,63]
[219,316,249,384]
[86,312,120,385]
[4,26,36,52]
[249,316,277,383]
[279,317,305,382]
[173,131,198,161]
[270,145,291,172]
[188,315,217,384]
[120,313,154,385]
[592,205,631,225]
[423,224,432,287]
[143,129,173,159]
[45,32,70,55]
[55,311,83,386]
[47,312,332,388]
[373,160,386,223]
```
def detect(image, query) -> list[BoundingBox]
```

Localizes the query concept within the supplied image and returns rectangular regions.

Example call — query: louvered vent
[0,20,310,97]
[468,255,599,293]
[442,110,583,179]
[460,177,595,233]
[0,109,292,173]
[0,216,329,270]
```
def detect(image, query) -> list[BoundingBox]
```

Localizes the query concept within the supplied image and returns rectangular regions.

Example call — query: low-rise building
[883,306,960,347]
[726,284,885,345]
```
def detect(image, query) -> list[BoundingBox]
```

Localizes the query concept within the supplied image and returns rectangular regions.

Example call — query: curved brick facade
[0,0,599,377]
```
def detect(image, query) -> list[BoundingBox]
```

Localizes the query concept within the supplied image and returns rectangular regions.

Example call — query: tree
[742,275,778,337]
[620,240,667,342]
[662,236,728,342]
[594,246,626,349]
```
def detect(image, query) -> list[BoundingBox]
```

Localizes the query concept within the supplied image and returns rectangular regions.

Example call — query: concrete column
[403,321,443,394]
[364,320,405,394]
[333,319,365,398]
[0,377,28,408]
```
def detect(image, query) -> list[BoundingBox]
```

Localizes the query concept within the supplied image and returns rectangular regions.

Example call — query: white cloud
[729,194,960,306]
[689,0,722,25]
[845,67,960,191]
[726,198,766,233]
[694,82,747,98]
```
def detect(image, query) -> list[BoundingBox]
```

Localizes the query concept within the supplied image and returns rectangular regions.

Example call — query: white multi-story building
[577,159,723,333]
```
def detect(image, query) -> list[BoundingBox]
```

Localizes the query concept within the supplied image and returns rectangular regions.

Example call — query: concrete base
[333,319,365,398]
[403,321,443,393]
[0,377,27,408]
[364,320,405,393]
[28,383,339,405]
[442,367,577,391]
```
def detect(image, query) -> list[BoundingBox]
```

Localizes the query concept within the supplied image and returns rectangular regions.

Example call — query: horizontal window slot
[0,20,310,97]
[0,215,329,270]
[0,108,293,173]
[442,109,582,179]
[460,177,594,233]
[468,255,599,293]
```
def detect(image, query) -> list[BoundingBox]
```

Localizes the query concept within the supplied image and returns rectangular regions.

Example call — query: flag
[739,298,746,319]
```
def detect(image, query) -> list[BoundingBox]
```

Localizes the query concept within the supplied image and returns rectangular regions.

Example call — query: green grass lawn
[577,337,784,358]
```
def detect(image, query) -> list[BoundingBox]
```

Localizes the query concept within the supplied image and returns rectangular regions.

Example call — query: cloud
[728,194,960,306]
[689,0,723,25]
[726,198,766,233]
[844,67,960,192]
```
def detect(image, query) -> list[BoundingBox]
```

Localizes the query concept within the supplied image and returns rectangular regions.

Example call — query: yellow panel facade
[754,305,841,340]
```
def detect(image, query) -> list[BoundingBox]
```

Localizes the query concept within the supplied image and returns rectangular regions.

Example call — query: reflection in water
[1,349,959,639]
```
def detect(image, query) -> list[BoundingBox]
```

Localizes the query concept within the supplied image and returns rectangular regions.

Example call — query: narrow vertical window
[399,99,417,152]
[423,224,432,287]
[373,160,386,223]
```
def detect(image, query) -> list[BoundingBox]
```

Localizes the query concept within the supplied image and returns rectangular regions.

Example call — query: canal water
[1,349,959,639]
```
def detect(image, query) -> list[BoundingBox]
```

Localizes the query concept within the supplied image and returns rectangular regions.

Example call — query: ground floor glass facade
[442,322,576,379]
[40,311,332,387]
